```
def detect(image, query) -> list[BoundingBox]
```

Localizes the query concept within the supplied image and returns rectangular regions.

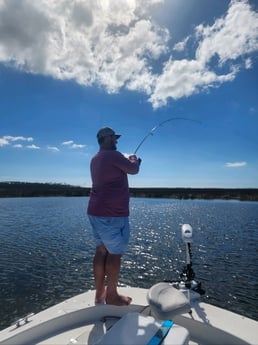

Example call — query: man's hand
[129,154,142,164]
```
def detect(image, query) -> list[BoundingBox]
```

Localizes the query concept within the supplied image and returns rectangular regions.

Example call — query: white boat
[0,225,257,345]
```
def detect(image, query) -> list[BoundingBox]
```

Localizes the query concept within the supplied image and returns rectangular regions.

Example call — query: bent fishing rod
[134,117,201,155]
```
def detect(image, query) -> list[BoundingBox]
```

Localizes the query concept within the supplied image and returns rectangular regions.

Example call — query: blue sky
[0,0,258,188]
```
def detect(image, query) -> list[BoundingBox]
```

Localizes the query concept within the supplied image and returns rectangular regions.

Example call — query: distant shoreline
[0,182,258,201]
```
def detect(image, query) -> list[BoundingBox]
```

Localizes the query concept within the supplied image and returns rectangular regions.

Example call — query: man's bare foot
[95,288,106,304]
[106,294,132,306]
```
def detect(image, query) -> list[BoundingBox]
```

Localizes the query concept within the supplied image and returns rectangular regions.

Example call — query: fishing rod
[134,117,201,155]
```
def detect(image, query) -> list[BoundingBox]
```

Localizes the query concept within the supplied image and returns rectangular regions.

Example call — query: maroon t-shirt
[87,149,140,217]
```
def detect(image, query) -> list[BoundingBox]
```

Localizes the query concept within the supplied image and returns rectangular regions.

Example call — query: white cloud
[0,137,9,147]
[173,36,190,52]
[0,135,86,151]
[3,135,34,142]
[195,0,258,65]
[0,135,34,147]
[0,0,257,108]
[47,146,60,152]
[62,141,74,146]
[245,57,252,69]
[70,144,86,149]
[62,140,86,149]
[225,161,247,168]
[149,59,237,108]
[26,144,40,150]
[150,0,258,107]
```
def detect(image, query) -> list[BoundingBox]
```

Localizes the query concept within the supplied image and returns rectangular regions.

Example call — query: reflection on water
[0,197,257,329]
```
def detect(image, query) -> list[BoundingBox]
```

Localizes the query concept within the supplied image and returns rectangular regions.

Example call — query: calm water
[0,197,257,330]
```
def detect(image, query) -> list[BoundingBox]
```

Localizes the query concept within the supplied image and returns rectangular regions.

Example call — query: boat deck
[0,287,257,345]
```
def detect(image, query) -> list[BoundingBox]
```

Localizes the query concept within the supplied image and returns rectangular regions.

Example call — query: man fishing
[87,127,141,306]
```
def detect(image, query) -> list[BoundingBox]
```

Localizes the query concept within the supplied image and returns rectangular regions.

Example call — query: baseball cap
[97,127,121,140]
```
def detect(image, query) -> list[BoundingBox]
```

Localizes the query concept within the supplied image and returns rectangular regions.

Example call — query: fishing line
[134,117,201,154]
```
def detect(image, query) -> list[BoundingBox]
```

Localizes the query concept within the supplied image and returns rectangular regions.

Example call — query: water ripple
[0,197,257,330]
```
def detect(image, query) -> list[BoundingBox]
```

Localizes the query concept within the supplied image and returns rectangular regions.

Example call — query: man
[87,127,141,306]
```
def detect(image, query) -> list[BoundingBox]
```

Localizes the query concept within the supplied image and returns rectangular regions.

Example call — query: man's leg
[93,244,107,303]
[105,253,132,306]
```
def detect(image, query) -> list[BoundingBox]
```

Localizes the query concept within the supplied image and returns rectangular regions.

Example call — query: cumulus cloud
[150,0,258,107]
[225,161,247,167]
[0,0,257,108]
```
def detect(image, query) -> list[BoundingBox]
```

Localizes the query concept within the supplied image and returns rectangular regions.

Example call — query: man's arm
[115,152,141,175]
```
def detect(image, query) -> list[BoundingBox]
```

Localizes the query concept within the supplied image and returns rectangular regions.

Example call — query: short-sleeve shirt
[87,149,140,217]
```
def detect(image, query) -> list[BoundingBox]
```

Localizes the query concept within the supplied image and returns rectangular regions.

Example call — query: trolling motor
[148,224,205,319]
[179,224,205,296]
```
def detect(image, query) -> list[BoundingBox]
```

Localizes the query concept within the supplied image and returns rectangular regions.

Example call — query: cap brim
[115,134,121,139]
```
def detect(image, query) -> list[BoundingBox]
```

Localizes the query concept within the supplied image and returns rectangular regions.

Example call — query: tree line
[0,182,258,201]
[0,182,88,197]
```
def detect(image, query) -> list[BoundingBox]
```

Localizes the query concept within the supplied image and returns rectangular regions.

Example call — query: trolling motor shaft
[181,224,194,288]
[164,224,205,298]
[180,224,205,295]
